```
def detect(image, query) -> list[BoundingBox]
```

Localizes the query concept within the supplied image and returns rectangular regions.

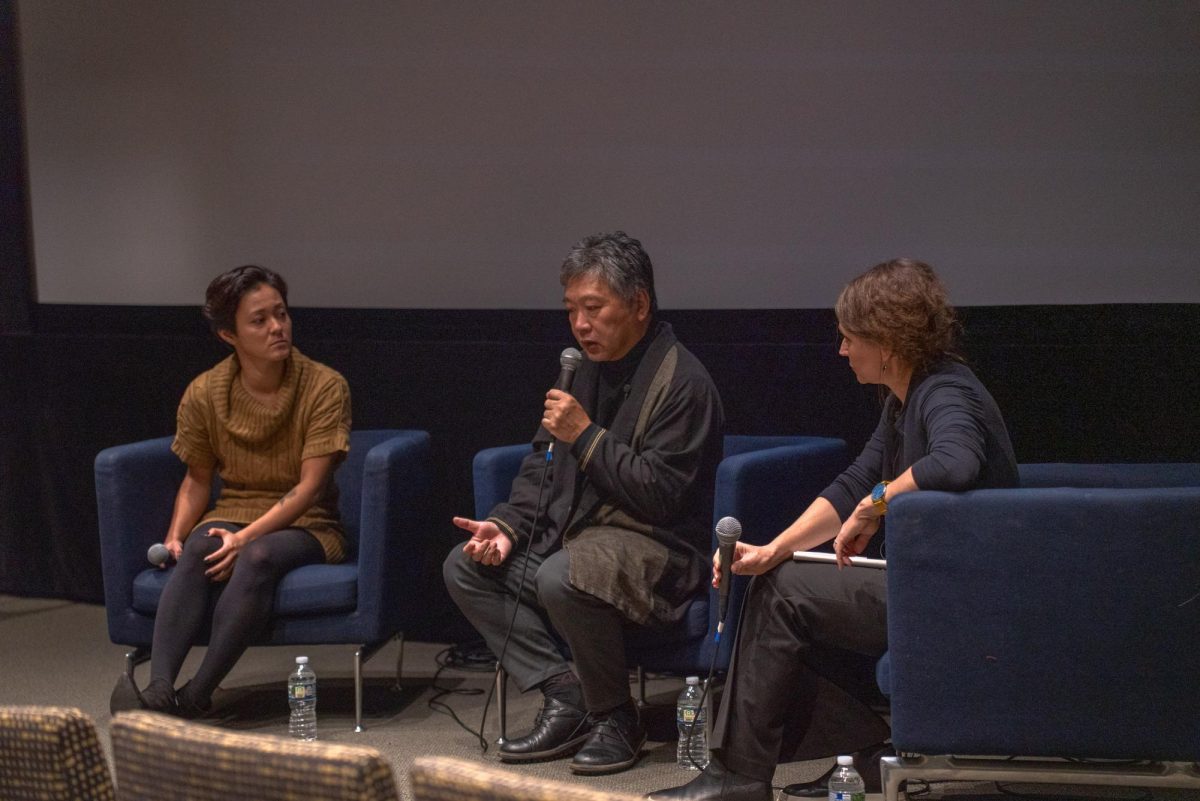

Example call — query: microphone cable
[472,441,556,753]
[682,594,728,772]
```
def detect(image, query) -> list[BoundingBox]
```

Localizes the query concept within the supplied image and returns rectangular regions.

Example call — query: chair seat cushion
[131,564,359,617]
[626,596,710,647]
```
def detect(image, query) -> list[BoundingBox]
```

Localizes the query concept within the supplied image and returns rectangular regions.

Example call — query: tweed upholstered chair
[0,706,115,801]
[111,711,400,801]
[410,755,644,801]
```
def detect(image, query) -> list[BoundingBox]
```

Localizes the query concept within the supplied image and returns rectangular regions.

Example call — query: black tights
[150,522,324,705]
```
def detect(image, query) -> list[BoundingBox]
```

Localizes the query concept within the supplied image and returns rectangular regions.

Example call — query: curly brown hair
[835,258,960,373]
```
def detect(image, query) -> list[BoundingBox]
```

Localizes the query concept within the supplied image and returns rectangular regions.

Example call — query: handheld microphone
[546,347,583,461]
[147,542,171,567]
[554,347,583,391]
[714,516,742,632]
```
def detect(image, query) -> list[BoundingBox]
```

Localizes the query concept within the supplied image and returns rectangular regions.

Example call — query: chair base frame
[881,754,1200,800]
[122,632,405,734]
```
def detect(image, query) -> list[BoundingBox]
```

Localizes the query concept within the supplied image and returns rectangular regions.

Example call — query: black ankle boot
[498,697,593,763]
[570,699,646,775]
[174,681,211,719]
[646,757,773,801]
[140,678,179,714]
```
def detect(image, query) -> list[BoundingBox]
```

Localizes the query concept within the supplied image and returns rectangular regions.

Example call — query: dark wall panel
[2,303,1197,643]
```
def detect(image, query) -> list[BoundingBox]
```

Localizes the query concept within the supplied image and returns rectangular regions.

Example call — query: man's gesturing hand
[453,517,513,566]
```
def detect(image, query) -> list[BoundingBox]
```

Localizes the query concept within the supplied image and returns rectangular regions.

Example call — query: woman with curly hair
[649,259,1018,801]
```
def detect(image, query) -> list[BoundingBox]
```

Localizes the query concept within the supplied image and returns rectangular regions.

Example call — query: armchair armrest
[886,486,1200,760]
[95,437,185,641]
[355,430,432,641]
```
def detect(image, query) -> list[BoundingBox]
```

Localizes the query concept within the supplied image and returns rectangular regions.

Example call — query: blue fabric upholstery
[97,429,432,649]
[469,434,850,676]
[884,463,1200,761]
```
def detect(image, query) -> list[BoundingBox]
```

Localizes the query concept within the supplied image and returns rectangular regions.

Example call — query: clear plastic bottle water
[828,754,865,801]
[675,675,709,769]
[287,655,317,740]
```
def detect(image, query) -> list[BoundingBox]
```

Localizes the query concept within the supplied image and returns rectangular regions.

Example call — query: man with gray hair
[444,231,725,775]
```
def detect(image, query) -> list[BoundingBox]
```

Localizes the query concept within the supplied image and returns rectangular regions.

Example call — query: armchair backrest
[112,711,399,801]
[410,755,642,801]
[0,706,115,801]
[336,429,408,555]
[1020,462,1200,489]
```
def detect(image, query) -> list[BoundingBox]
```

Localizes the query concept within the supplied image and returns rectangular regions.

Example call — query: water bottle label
[678,707,697,724]
[831,793,865,801]
[291,684,314,700]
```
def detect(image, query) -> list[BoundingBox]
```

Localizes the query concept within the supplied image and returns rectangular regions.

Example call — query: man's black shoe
[646,758,773,801]
[498,697,592,763]
[570,704,646,775]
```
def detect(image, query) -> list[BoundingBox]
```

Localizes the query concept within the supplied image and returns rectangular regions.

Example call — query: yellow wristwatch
[871,481,891,516]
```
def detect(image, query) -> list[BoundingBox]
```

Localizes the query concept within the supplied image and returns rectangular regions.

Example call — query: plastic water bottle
[288,655,317,740]
[828,754,865,801]
[675,675,709,769]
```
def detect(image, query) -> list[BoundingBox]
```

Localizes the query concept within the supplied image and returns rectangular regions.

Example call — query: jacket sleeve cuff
[487,516,520,547]
[569,424,607,472]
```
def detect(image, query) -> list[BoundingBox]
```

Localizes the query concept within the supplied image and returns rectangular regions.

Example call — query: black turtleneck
[592,327,652,429]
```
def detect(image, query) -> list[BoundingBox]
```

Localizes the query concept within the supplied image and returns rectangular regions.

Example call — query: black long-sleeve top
[820,360,1018,523]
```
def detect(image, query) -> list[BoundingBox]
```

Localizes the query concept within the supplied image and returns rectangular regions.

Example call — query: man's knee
[533,555,577,615]
[443,543,484,600]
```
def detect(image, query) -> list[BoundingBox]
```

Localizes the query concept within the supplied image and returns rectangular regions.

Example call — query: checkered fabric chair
[0,706,115,801]
[111,711,399,801]
[410,755,644,801]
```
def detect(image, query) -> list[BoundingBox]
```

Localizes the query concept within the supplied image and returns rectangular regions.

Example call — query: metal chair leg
[495,665,508,745]
[353,632,402,733]
[393,632,405,691]
[124,647,149,679]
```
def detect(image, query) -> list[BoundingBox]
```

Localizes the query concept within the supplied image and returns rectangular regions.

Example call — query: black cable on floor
[425,643,495,749]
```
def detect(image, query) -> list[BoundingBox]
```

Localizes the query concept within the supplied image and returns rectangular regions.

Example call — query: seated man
[443,231,724,775]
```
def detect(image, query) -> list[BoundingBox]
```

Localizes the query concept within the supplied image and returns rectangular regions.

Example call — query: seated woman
[110,265,351,717]
[649,259,1018,801]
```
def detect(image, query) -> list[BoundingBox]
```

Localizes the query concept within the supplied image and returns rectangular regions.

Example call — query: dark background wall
[2,1,1197,643]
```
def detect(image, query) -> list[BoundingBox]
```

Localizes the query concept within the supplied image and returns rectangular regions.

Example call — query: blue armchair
[472,434,849,734]
[96,429,431,732]
[878,462,1200,798]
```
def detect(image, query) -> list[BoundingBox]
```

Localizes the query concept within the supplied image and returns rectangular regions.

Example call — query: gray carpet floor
[1,595,1191,801]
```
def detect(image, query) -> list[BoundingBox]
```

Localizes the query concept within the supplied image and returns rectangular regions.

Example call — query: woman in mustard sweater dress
[111,265,351,717]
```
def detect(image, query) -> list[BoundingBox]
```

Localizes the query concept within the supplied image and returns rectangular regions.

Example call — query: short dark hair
[560,231,658,313]
[202,265,289,336]
[835,258,960,373]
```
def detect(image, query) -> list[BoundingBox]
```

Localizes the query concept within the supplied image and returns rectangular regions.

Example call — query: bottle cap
[837,755,853,766]
[686,675,700,685]
[296,656,309,664]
